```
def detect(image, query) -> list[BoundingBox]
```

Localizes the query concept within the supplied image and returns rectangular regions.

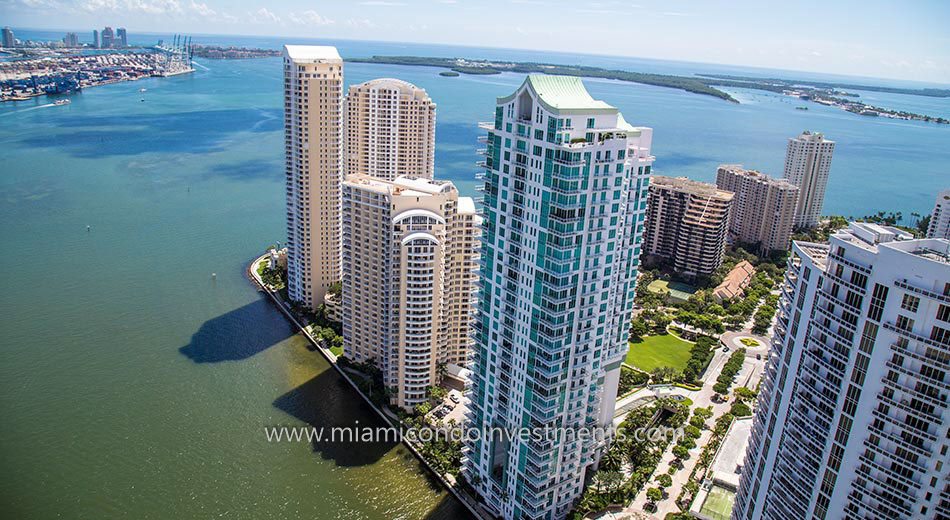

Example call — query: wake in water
[0,102,58,117]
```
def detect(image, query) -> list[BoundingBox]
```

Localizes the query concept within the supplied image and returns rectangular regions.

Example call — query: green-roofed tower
[463,75,656,519]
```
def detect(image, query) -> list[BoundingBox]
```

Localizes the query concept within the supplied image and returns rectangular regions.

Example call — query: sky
[2,0,949,84]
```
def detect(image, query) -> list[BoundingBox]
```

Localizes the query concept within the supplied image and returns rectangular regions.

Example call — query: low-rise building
[713,260,755,302]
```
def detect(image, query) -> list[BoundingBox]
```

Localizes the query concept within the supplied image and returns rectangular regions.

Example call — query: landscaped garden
[626,334,694,374]
[739,337,760,347]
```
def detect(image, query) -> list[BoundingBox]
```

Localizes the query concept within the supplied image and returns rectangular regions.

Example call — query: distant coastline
[350,55,949,124]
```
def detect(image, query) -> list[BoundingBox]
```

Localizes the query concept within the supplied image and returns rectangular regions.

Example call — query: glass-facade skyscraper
[463,75,654,519]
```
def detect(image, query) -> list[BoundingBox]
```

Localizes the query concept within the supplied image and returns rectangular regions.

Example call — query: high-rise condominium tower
[735,222,950,520]
[116,27,127,47]
[2,27,14,48]
[784,130,835,229]
[928,189,950,239]
[464,75,654,519]
[716,164,799,254]
[342,175,480,410]
[345,78,436,180]
[100,27,114,49]
[643,176,733,276]
[283,45,344,309]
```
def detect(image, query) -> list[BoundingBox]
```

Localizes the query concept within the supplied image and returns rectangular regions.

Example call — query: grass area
[330,345,343,357]
[739,337,760,347]
[699,485,736,520]
[626,334,694,374]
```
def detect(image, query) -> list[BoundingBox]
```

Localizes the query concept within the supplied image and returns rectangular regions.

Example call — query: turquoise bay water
[0,34,948,519]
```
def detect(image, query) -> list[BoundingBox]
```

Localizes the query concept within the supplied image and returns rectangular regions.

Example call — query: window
[937,304,950,323]
[901,294,920,312]
[586,117,595,129]
[895,315,914,332]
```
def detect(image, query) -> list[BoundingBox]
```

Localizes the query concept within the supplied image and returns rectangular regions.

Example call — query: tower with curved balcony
[341,174,480,410]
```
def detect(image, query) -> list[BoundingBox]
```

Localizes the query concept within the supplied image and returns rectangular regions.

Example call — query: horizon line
[7,24,950,88]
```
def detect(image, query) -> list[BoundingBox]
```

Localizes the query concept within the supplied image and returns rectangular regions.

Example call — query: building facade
[342,174,480,410]
[2,27,14,48]
[345,78,436,180]
[100,27,114,49]
[643,176,733,276]
[928,189,950,239]
[716,164,799,254]
[784,130,835,229]
[283,45,344,309]
[116,28,127,47]
[93,29,99,49]
[464,75,654,519]
[734,222,950,520]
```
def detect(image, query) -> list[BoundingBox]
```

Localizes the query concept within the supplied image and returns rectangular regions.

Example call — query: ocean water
[0,30,948,519]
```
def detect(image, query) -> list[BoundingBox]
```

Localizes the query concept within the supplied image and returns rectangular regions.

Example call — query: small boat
[54,99,71,106]
[139,88,147,93]
[795,106,808,110]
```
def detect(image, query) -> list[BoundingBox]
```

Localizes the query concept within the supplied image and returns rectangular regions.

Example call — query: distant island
[191,45,281,59]
[348,55,740,102]
[350,55,949,124]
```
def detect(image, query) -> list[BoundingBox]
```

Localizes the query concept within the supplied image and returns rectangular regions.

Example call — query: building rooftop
[717,164,798,189]
[714,260,755,301]
[283,45,341,62]
[345,174,456,197]
[499,74,617,115]
[710,417,754,491]
[652,175,734,201]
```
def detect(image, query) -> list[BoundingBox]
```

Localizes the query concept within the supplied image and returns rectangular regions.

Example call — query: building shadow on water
[273,369,475,518]
[272,368,395,467]
[179,296,294,363]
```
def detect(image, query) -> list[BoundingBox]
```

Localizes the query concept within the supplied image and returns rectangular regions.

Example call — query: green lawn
[699,485,736,520]
[626,334,693,374]
[329,345,343,357]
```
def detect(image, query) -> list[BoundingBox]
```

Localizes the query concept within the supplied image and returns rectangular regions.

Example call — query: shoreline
[246,253,488,520]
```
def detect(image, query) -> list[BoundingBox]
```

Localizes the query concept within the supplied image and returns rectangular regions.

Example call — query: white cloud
[188,0,214,17]
[77,0,183,15]
[359,1,405,5]
[249,6,280,24]
[346,18,375,28]
[289,10,334,26]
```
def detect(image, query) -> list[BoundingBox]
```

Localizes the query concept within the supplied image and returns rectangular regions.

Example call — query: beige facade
[643,175,733,276]
[283,45,344,309]
[783,130,835,229]
[345,78,436,180]
[717,164,799,254]
[341,174,480,410]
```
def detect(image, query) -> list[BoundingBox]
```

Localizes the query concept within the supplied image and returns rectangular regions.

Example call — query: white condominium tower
[783,130,835,229]
[345,78,437,180]
[283,45,344,309]
[928,189,950,239]
[716,164,799,254]
[735,222,950,520]
[342,175,480,410]
[464,75,654,519]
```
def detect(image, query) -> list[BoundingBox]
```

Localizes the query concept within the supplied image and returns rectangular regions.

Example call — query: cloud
[359,0,405,5]
[289,10,334,26]
[346,18,375,28]
[188,0,214,17]
[249,6,280,24]
[77,0,183,14]
[661,11,692,17]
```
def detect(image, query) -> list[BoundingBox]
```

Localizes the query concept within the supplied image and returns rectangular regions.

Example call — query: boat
[54,99,71,106]
[139,88,147,93]
[796,106,808,110]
